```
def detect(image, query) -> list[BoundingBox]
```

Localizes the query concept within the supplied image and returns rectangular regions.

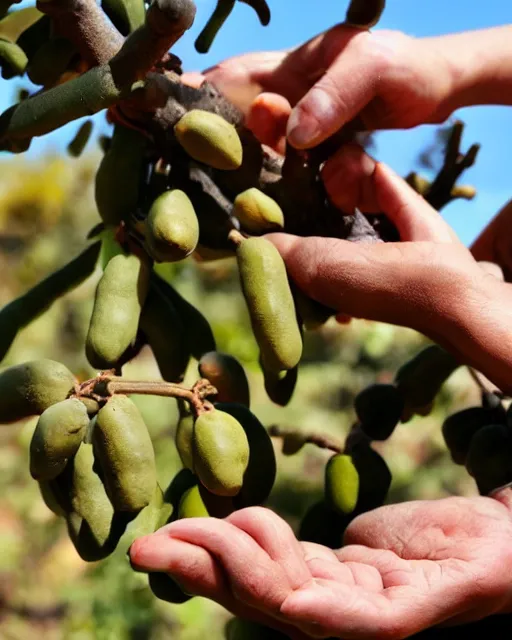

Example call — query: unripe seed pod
[0,359,76,424]
[281,432,305,456]
[65,443,121,561]
[174,109,242,170]
[237,237,302,373]
[67,119,93,158]
[95,125,148,226]
[163,467,196,513]
[351,442,392,513]
[443,406,506,465]
[198,351,250,407]
[139,278,190,383]
[193,408,249,497]
[93,395,157,511]
[261,360,298,407]
[86,252,150,369]
[175,411,194,470]
[345,0,385,28]
[38,479,67,517]
[29,398,89,480]
[232,188,284,234]
[395,345,459,420]
[178,484,209,518]
[0,39,27,77]
[150,272,216,361]
[325,454,359,515]
[466,424,512,495]
[27,37,77,87]
[215,402,276,508]
[356,384,404,441]
[145,189,199,262]
[147,572,191,604]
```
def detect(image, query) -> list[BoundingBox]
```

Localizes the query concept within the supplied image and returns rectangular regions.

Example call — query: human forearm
[429,25,512,116]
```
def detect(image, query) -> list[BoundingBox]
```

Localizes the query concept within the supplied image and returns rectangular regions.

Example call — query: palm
[130,494,512,639]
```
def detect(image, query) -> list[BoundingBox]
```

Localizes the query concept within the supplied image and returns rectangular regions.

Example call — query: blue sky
[2,0,511,245]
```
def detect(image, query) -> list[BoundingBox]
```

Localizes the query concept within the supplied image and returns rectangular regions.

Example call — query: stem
[268,425,344,454]
[228,229,245,247]
[73,374,217,416]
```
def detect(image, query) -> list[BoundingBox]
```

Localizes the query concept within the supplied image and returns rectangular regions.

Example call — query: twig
[268,425,344,454]
[73,373,217,416]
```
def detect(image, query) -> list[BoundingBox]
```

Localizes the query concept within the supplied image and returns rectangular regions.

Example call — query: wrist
[447,277,512,395]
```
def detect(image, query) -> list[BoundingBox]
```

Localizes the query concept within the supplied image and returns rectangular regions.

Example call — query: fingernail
[287,89,336,148]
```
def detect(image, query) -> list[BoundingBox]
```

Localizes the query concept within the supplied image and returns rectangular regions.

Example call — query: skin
[141,24,512,638]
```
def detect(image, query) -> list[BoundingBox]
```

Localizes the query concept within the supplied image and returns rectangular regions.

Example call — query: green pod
[324,454,360,516]
[174,109,243,170]
[150,272,216,360]
[27,37,77,87]
[148,572,191,604]
[0,37,26,76]
[95,125,148,226]
[195,0,235,54]
[442,406,506,465]
[0,6,41,42]
[345,0,385,28]
[198,351,250,407]
[232,188,284,234]
[215,402,276,508]
[15,12,50,61]
[86,252,150,369]
[395,345,460,420]
[197,483,235,518]
[145,189,199,263]
[293,287,335,331]
[261,361,298,407]
[351,442,392,513]
[93,395,157,512]
[0,241,101,363]
[178,484,209,518]
[175,411,195,470]
[38,479,67,517]
[355,384,404,441]
[139,278,190,382]
[238,0,270,26]
[237,237,302,373]
[64,443,128,562]
[67,119,93,158]
[281,432,306,456]
[466,424,512,495]
[101,0,146,35]
[29,398,89,480]
[298,501,354,550]
[193,408,250,497]
[225,617,288,640]
[0,359,76,424]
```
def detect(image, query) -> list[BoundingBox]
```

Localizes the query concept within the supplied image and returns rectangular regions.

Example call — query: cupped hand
[130,489,512,639]
[183,25,456,150]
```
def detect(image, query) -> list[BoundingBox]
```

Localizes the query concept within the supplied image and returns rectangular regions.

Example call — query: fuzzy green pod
[237,237,302,373]
[0,359,76,424]
[93,395,157,512]
[0,38,27,76]
[101,0,146,35]
[232,188,284,234]
[0,241,101,363]
[442,406,505,465]
[94,124,148,226]
[150,272,216,361]
[325,454,359,515]
[86,252,150,369]
[175,411,194,470]
[466,424,512,495]
[29,398,89,480]
[198,351,250,407]
[27,37,77,87]
[356,384,404,441]
[139,278,190,382]
[67,119,93,158]
[345,0,385,28]
[178,484,209,518]
[174,109,242,170]
[215,402,276,508]
[395,345,460,420]
[38,479,67,517]
[145,189,199,263]
[193,408,250,497]
[0,7,42,42]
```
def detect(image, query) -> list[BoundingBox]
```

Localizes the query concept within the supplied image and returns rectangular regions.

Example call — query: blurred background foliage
[0,146,484,639]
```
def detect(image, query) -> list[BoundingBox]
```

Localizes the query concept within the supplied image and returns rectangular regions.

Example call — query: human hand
[184,25,457,150]
[130,489,512,639]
